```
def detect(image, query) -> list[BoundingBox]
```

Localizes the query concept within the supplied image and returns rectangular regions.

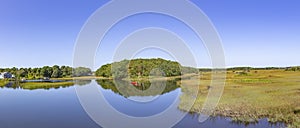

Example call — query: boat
[131,81,140,86]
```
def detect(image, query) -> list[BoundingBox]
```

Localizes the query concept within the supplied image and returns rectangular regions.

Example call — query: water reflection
[0,82,20,89]
[74,80,92,86]
[96,79,180,98]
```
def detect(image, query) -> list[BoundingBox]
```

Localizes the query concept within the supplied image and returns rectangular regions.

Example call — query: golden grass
[0,80,8,87]
[179,70,300,127]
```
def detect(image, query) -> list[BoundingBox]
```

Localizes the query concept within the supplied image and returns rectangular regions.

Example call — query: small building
[43,77,50,80]
[0,72,13,79]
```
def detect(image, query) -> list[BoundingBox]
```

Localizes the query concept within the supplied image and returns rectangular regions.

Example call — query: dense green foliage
[198,68,212,72]
[73,67,92,77]
[0,66,92,79]
[95,64,112,77]
[227,67,252,71]
[95,58,198,79]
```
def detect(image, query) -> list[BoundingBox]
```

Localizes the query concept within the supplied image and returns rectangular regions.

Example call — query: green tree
[96,58,183,79]
[73,67,92,77]
[51,65,61,78]
[95,64,111,77]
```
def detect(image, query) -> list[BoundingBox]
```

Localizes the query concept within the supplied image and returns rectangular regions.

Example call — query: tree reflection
[96,79,181,98]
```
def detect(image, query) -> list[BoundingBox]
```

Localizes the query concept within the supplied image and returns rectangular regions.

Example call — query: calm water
[0,80,285,128]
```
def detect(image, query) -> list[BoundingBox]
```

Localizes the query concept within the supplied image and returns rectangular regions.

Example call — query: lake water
[0,80,286,128]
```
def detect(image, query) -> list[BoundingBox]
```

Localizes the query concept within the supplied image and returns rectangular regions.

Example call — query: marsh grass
[20,82,75,90]
[179,70,300,127]
[0,80,5,87]
[0,79,9,87]
[233,79,272,84]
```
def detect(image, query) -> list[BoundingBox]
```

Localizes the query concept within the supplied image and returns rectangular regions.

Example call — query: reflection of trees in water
[0,82,19,89]
[96,79,180,97]
[74,80,92,86]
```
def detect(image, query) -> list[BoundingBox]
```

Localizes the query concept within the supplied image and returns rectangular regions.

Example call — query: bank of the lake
[0,80,75,90]
[0,80,8,87]
[179,70,300,127]
[20,82,75,90]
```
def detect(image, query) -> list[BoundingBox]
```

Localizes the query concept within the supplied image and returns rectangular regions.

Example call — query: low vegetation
[20,82,75,90]
[179,69,300,127]
[0,66,92,79]
[0,80,8,87]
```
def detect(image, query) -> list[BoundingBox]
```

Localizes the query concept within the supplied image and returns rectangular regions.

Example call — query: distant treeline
[95,58,300,79]
[285,66,300,71]
[95,58,198,79]
[0,66,92,79]
[226,66,300,71]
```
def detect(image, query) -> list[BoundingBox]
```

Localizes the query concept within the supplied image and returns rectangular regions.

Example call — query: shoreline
[178,70,300,127]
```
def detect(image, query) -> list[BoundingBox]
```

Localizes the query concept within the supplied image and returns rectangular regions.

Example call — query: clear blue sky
[0,0,299,69]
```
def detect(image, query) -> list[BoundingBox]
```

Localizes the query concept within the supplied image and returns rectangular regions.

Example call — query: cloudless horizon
[1,0,299,70]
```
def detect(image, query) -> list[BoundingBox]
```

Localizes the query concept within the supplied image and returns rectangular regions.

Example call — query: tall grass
[179,70,300,127]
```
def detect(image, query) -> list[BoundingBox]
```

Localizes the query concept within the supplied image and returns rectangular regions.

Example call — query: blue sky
[0,0,299,69]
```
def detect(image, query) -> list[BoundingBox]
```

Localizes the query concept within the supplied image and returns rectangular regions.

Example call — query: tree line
[95,58,300,79]
[285,66,300,71]
[0,66,92,79]
[227,67,298,71]
[95,58,199,79]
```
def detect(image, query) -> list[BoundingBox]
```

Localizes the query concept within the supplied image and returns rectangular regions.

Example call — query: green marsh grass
[0,79,9,87]
[179,70,300,127]
[21,82,75,90]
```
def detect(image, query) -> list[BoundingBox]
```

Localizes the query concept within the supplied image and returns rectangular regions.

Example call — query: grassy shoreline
[179,70,300,127]
[0,80,8,87]
[20,82,75,90]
